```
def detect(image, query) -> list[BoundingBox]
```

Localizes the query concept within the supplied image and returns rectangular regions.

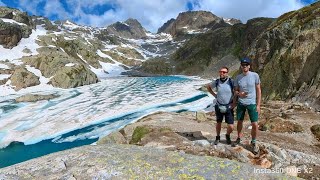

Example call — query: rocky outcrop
[106,18,147,39]
[136,57,173,75]
[10,67,40,90]
[166,17,274,77]
[0,20,23,48]
[32,16,59,31]
[15,94,59,102]
[247,2,320,110]
[0,144,290,179]
[94,101,320,179]
[0,7,33,26]
[311,125,320,140]
[224,18,242,25]
[0,7,33,48]
[158,11,227,37]
[49,64,99,88]
[0,19,32,48]
[157,18,175,34]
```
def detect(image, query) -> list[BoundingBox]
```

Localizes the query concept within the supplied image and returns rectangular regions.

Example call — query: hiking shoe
[214,136,220,145]
[226,134,231,145]
[251,142,259,154]
[235,137,241,144]
[214,139,220,145]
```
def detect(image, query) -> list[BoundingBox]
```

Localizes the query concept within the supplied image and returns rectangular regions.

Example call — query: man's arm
[206,84,217,98]
[256,83,261,114]
[231,86,239,109]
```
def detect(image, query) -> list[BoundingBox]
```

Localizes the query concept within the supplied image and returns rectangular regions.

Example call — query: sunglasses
[241,63,250,67]
[219,71,228,74]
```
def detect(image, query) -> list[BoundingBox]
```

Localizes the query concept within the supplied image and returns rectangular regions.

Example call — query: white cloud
[18,0,45,16]
[61,0,190,32]
[0,0,5,6]
[192,0,305,23]
[44,0,72,20]
[15,0,312,32]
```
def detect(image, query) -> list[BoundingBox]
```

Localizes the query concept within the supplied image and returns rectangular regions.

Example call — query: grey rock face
[32,16,59,31]
[224,18,242,25]
[157,18,175,34]
[0,7,33,26]
[0,144,289,179]
[0,7,33,48]
[49,64,99,88]
[247,2,320,109]
[158,11,226,37]
[0,20,23,48]
[106,18,147,39]
[10,67,40,90]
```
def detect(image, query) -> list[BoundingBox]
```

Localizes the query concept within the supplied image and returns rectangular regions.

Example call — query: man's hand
[256,105,261,114]
[237,91,248,98]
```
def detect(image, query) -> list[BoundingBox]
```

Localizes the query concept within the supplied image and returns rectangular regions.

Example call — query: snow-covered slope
[0,8,186,94]
[0,7,238,94]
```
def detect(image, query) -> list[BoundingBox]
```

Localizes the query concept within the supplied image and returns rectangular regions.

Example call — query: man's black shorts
[215,105,234,124]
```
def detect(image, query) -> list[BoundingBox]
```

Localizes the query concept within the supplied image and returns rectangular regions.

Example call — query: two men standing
[207,58,261,153]
[207,66,234,145]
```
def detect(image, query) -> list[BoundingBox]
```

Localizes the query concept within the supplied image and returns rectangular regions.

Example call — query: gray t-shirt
[234,71,260,105]
[210,78,233,105]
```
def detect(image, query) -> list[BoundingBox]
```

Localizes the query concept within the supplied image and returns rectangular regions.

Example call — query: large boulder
[0,7,33,48]
[0,20,23,48]
[10,67,40,90]
[49,64,99,88]
[311,125,320,141]
[23,48,79,78]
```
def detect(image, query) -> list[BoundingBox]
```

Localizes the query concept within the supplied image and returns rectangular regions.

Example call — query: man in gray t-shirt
[207,66,235,145]
[234,58,261,154]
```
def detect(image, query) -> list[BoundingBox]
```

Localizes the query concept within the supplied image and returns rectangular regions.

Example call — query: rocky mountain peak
[223,18,242,25]
[124,18,143,28]
[106,18,147,39]
[157,10,227,37]
[157,18,175,34]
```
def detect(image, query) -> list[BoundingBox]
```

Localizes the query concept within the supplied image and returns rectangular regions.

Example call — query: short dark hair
[220,66,229,72]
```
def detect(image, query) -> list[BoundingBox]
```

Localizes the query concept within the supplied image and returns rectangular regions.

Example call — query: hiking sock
[251,139,256,144]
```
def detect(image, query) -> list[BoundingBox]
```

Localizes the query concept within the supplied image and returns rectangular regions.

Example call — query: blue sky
[0,0,317,32]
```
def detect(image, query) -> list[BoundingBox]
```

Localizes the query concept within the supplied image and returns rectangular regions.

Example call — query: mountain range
[0,2,320,110]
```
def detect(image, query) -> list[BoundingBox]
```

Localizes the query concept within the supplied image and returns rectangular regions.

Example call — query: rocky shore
[0,101,319,179]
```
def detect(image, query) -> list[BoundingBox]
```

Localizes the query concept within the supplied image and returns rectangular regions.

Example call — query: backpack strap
[216,78,233,92]
[215,79,219,89]
[227,78,234,94]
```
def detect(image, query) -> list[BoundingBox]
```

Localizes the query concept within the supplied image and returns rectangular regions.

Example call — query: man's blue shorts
[215,105,234,124]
